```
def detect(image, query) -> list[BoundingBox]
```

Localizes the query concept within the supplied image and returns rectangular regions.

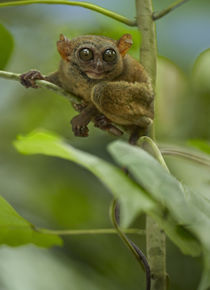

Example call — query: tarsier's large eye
[103,49,117,63]
[79,48,94,61]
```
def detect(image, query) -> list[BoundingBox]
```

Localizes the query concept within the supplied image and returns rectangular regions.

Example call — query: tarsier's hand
[71,114,89,137]
[20,70,45,88]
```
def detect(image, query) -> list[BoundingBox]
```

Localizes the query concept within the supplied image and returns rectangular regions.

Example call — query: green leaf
[108,141,210,290]
[0,24,14,69]
[14,130,156,227]
[188,139,210,155]
[0,195,62,247]
[192,48,210,93]
[156,56,187,138]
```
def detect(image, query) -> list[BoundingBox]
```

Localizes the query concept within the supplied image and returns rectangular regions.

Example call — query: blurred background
[0,0,210,289]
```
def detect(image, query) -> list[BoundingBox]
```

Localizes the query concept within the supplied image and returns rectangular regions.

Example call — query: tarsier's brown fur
[21,33,154,144]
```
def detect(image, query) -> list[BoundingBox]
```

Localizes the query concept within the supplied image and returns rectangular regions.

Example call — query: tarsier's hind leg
[91,80,154,143]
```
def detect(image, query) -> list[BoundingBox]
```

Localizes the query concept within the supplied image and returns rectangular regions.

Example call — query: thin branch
[153,0,190,21]
[38,227,145,236]
[110,199,151,290]
[160,147,210,167]
[0,70,80,103]
[0,0,136,26]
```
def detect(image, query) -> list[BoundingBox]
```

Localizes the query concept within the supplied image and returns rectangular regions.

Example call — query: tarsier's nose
[96,59,103,72]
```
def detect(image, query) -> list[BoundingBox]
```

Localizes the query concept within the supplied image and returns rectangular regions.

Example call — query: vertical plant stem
[135,1,167,289]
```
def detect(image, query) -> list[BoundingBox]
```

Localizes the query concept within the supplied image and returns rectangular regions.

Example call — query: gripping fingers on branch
[70,115,89,137]
[20,70,45,88]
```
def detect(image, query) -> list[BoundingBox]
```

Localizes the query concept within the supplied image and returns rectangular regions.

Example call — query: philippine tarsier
[20,33,154,144]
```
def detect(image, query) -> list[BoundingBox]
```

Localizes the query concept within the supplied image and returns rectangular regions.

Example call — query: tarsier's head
[57,33,133,80]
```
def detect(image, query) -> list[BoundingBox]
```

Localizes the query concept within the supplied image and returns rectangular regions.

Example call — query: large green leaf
[108,141,210,290]
[0,24,14,69]
[0,195,62,247]
[14,130,156,227]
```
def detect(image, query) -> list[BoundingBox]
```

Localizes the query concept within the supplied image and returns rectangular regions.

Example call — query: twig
[160,147,210,167]
[38,227,145,236]
[0,0,136,26]
[110,199,151,290]
[139,137,169,172]
[0,70,80,103]
[153,0,190,21]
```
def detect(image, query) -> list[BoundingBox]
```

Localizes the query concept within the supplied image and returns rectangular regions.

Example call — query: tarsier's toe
[20,70,44,88]
[94,114,109,128]
[74,125,89,137]
[73,103,87,113]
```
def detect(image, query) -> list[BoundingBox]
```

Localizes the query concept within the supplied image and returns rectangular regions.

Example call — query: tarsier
[20,33,152,288]
[21,33,154,144]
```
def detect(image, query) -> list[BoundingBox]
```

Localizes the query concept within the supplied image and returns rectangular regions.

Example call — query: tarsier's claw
[20,70,44,88]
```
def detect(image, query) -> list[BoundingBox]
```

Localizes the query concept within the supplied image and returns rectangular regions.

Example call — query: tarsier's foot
[129,126,147,145]
[20,70,44,88]
[94,114,123,136]
[71,115,89,137]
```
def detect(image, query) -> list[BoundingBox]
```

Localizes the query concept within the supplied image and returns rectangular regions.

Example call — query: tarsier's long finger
[20,70,44,88]
[73,103,87,113]
[105,125,123,136]
[94,114,123,136]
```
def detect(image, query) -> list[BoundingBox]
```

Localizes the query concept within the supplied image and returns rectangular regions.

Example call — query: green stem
[110,200,141,260]
[110,200,151,290]
[153,0,190,20]
[0,70,80,103]
[38,227,145,236]
[0,0,136,26]
[136,0,157,89]
[139,138,167,290]
[160,147,210,167]
[136,1,166,289]
[140,137,169,172]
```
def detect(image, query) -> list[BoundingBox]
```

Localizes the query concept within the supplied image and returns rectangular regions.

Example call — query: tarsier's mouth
[85,71,105,80]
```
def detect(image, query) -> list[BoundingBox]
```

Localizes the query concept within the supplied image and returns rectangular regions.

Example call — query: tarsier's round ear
[117,34,133,57]
[57,34,72,61]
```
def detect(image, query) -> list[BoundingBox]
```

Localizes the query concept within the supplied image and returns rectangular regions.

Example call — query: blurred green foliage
[0,0,210,289]
[0,24,13,69]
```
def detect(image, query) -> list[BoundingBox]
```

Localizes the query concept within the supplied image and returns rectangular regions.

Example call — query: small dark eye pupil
[103,49,116,62]
[79,48,93,61]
